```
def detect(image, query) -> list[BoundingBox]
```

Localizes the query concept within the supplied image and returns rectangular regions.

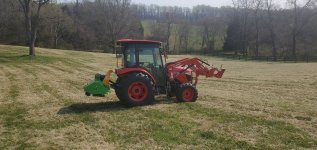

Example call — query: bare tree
[98,0,138,53]
[79,0,143,52]
[148,21,166,42]
[252,0,263,56]
[18,0,50,56]
[0,1,15,35]
[200,17,220,53]
[40,4,74,48]
[177,19,191,53]
[0,1,7,34]
[161,11,175,51]
[232,0,254,56]
[264,0,278,60]
[192,5,226,54]
[288,0,316,57]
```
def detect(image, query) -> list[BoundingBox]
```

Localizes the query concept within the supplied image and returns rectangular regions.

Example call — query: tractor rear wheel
[117,73,154,107]
[176,83,198,102]
[115,77,123,102]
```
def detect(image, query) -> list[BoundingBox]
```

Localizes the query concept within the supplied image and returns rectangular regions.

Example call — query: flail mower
[84,39,225,106]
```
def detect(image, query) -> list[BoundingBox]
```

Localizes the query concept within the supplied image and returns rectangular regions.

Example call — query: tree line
[0,0,143,54]
[0,0,316,58]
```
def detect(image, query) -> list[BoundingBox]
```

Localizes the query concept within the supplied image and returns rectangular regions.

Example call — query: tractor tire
[115,77,124,103]
[176,83,198,103]
[117,73,154,107]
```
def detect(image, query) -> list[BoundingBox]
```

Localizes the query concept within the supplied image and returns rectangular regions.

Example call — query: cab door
[136,44,166,87]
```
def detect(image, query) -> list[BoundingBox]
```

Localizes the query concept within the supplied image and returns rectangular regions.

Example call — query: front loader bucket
[207,68,226,78]
[215,69,226,78]
[84,73,110,97]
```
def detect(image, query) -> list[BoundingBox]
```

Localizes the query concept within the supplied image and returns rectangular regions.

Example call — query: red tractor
[84,39,225,106]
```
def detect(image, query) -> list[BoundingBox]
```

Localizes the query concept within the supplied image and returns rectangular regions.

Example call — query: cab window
[137,44,162,69]
[124,45,136,67]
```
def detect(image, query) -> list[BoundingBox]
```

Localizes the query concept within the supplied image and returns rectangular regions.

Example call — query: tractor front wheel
[176,83,198,102]
[117,73,154,107]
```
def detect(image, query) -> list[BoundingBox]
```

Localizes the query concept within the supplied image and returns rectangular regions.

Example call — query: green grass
[0,44,317,149]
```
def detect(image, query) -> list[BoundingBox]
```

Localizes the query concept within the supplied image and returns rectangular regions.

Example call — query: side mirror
[160,48,168,61]
[115,46,123,54]
[115,46,123,58]
[159,48,163,54]
[163,51,168,59]
[116,54,122,58]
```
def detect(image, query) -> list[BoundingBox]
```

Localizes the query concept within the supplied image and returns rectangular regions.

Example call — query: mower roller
[84,39,225,106]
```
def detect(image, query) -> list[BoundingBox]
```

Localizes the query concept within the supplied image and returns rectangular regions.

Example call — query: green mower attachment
[84,73,110,97]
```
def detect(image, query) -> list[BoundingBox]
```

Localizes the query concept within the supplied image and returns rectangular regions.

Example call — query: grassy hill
[141,20,225,53]
[0,45,317,149]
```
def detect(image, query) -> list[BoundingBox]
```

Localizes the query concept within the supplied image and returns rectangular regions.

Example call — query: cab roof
[116,39,161,45]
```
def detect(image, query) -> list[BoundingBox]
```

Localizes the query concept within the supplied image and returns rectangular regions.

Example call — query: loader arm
[166,58,225,85]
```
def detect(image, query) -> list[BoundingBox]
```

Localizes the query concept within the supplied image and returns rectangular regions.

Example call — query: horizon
[131,0,232,8]
[58,0,290,9]
[57,0,233,8]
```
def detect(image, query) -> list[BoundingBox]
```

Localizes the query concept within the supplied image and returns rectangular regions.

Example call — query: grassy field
[0,44,317,149]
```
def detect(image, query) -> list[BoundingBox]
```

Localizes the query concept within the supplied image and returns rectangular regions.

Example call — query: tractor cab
[116,39,167,87]
[116,39,164,68]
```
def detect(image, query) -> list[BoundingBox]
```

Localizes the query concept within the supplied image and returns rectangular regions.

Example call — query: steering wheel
[149,63,156,69]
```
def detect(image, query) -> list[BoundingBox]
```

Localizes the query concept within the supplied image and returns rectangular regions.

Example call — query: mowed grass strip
[0,44,317,149]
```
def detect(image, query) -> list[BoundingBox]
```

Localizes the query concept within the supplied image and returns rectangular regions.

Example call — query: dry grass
[0,44,317,149]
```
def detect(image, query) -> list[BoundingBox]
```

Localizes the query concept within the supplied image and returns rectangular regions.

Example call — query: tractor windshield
[138,44,163,69]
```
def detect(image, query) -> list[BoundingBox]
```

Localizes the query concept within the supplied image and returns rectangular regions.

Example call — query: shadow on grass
[58,97,176,114]
[58,101,125,114]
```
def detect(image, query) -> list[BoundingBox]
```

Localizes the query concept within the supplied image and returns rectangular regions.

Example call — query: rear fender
[115,68,157,84]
